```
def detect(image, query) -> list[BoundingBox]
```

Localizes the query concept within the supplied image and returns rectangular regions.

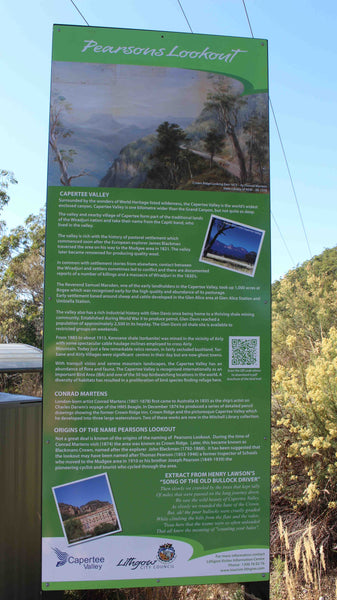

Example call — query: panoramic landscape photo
[53,473,121,545]
[200,215,265,276]
[49,62,269,192]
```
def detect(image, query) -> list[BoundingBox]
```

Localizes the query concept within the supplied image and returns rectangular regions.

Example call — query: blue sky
[54,474,113,506]
[1,0,336,281]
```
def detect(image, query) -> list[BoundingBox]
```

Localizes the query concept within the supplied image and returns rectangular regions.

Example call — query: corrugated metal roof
[0,343,43,372]
[0,392,42,404]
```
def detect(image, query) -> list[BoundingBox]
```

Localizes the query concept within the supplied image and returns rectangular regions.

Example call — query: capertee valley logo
[52,547,105,570]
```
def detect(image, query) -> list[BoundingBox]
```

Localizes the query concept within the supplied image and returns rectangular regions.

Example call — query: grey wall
[0,400,42,600]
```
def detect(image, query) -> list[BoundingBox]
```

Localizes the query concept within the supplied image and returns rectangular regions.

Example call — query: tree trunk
[203,223,233,256]
[228,125,247,184]
[49,138,71,186]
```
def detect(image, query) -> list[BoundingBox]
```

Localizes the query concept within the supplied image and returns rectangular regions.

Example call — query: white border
[52,472,122,546]
[200,214,265,278]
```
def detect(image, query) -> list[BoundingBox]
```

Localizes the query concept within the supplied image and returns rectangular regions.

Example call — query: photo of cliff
[53,474,122,545]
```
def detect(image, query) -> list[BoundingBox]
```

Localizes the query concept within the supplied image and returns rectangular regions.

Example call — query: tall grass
[272,517,330,599]
[65,583,242,600]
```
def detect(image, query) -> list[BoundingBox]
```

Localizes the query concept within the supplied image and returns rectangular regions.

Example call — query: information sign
[42,25,270,591]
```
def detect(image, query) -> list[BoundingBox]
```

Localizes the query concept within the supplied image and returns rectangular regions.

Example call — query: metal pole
[244,580,270,600]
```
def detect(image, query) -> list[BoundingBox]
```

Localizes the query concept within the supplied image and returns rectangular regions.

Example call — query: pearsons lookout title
[81,39,248,64]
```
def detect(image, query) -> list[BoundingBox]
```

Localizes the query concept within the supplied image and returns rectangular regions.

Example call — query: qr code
[229,336,260,369]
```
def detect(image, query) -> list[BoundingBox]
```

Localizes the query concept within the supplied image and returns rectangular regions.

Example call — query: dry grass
[271,567,337,600]
[269,518,337,600]
[65,584,243,600]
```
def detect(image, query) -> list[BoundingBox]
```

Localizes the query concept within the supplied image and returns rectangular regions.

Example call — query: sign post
[42,25,270,591]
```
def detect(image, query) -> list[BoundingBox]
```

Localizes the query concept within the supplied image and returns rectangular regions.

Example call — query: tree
[271,247,337,511]
[272,247,337,372]
[244,114,269,183]
[64,517,85,543]
[49,96,87,185]
[202,218,234,257]
[147,121,191,189]
[206,80,247,183]
[0,169,17,211]
[272,327,337,509]
[203,129,224,168]
[93,522,118,536]
[0,210,45,347]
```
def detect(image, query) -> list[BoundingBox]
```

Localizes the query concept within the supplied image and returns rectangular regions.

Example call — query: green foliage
[272,247,337,371]
[244,113,269,183]
[0,209,45,347]
[272,247,337,510]
[147,121,192,189]
[206,80,247,183]
[184,105,226,150]
[93,522,118,536]
[64,518,85,543]
[271,554,285,598]
[120,134,156,163]
[59,147,77,166]
[203,128,224,167]
[206,80,246,130]
[0,169,17,210]
[229,589,244,600]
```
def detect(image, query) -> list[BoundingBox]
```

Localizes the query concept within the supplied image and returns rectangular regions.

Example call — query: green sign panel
[42,25,270,591]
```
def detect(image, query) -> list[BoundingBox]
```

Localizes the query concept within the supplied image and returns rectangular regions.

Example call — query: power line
[176,0,194,33]
[271,211,295,264]
[177,0,305,266]
[269,98,312,256]
[68,0,300,267]
[69,0,90,26]
[241,0,312,259]
[70,0,194,34]
[241,0,254,38]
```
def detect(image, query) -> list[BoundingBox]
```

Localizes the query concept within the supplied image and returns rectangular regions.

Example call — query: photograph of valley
[200,215,264,276]
[53,474,121,545]
[49,62,269,192]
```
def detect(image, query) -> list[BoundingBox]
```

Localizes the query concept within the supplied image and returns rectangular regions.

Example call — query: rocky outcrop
[100,155,147,188]
[99,134,156,188]
[59,499,111,521]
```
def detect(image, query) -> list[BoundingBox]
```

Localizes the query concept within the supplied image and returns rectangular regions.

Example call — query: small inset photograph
[53,473,122,546]
[200,215,265,277]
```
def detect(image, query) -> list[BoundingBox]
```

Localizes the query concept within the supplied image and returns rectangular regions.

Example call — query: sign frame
[42,24,270,591]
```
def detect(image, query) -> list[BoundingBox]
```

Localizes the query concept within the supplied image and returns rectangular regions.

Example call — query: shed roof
[0,343,43,372]
[0,392,42,404]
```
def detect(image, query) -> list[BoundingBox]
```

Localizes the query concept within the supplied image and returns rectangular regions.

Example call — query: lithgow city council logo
[116,543,177,570]
[157,543,176,563]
